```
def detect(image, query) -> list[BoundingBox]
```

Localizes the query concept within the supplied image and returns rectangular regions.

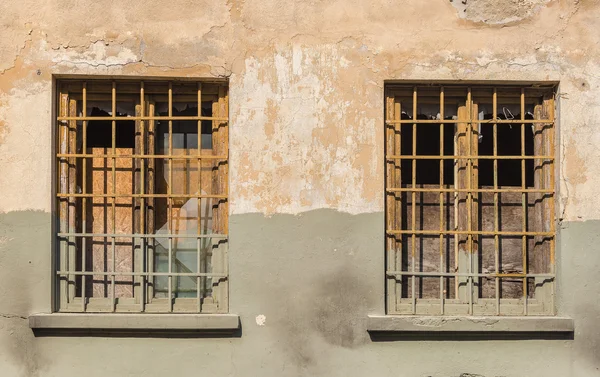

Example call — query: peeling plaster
[0,0,598,221]
[450,0,553,25]
[230,45,381,215]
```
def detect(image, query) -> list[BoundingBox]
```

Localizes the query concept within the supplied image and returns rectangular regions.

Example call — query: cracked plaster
[0,0,598,220]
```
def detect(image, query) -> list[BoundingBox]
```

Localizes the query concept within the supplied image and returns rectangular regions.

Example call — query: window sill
[367,315,574,333]
[29,313,240,335]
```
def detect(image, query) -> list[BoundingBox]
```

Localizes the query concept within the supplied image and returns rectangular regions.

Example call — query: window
[385,83,556,316]
[55,79,229,313]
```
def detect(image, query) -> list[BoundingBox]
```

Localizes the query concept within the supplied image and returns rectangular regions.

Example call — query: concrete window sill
[367,315,574,333]
[29,313,240,334]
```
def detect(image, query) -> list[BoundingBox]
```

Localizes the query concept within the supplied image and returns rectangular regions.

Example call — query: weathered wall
[1,0,600,376]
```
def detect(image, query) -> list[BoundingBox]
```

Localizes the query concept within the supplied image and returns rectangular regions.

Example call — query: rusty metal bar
[386,187,553,194]
[57,232,226,239]
[57,271,227,277]
[386,155,554,160]
[467,87,473,315]
[56,153,227,160]
[58,89,69,309]
[220,84,230,313]
[57,193,228,199]
[521,88,528,315]
[411,86,417,314]
[493,88,500,314]
[394,97,402,310]
[387,271,555,278]
[111,81,117,312]
[81,82,88,312]
[439,86,445,314]
[57,115,228,122]
[168,82,173,313]
[548,95,556,315]
[385,119,553,125]
[139,81,146,312]
[387,229,553,236]
[197,82,203,313]
[385,93,395,313]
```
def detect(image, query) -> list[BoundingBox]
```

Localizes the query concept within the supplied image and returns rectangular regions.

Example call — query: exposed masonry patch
[449,0,551,25]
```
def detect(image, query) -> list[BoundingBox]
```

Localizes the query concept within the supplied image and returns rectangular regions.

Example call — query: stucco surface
[1,211,599,376]
[1,0,600,376]
[0,0,599,220]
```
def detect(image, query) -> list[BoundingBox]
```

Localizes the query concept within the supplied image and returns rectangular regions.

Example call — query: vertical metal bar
[385,93,396,313]
[386,93,400,313]
[411,86,417,314]
[548,95,556,315]
[111,81,117,312]
[147,101,156,303]
[197,83,202,313]
[220,85,229,313]
[58,89,69,309]
[439,86,445,314]
[140,81,146,312]
[454,116,459,300]
[493,88,500,314]
[168,82,173,312]
[521,88,528,315]
[68,99,77,304]
[81,82,87,312]
[394,100,402,308]
[467,87,473,315]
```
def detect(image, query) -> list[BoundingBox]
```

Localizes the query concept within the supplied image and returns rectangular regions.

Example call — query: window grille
[385,83,556,316]
[55,79,229,313]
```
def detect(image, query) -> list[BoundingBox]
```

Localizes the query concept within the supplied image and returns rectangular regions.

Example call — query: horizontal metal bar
[386,229,554,237]
[385,119,553,124]
[57,116,228,122]
[57,153,227,160]
[386,271,555,278]
[56,193,227,199]
[57,232,227,239]
[386,187,553,194]
[386,155,554,160]
[57,271,227,277]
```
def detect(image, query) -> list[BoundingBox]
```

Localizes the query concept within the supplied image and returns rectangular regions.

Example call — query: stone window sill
[367,315,574,333]
[29,313,240,334]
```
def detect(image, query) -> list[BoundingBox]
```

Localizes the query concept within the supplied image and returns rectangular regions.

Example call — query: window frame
[384,83,557,317]
[53,78,230,314]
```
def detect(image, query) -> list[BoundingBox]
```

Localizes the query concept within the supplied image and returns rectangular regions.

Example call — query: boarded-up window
[385,84,556,316]
[56,79,229,313]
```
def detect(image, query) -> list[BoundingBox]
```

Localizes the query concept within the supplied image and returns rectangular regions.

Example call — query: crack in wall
[0,313,27,320]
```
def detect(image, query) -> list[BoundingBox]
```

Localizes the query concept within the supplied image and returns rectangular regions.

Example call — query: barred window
[385,83,556,316]
[55,79,229,313]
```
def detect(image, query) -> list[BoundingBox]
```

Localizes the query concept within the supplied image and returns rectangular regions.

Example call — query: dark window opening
[86,107,135,148]
[400,113,535,187]
[400,113,455,185]
[157,103,213,151]
[478,113,534,187]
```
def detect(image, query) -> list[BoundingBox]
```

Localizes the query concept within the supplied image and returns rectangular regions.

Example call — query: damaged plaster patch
[450,0,551,25]
[255,314,266,326]
[410,317,460,327]
[0,83,52,213]
[230,43,381,216]
[42,40,139,67]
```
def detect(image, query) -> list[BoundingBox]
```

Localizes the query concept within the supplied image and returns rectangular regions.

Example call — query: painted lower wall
[1,210,598,377]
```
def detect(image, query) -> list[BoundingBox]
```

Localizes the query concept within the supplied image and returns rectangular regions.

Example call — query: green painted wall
[1,210,598,376]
